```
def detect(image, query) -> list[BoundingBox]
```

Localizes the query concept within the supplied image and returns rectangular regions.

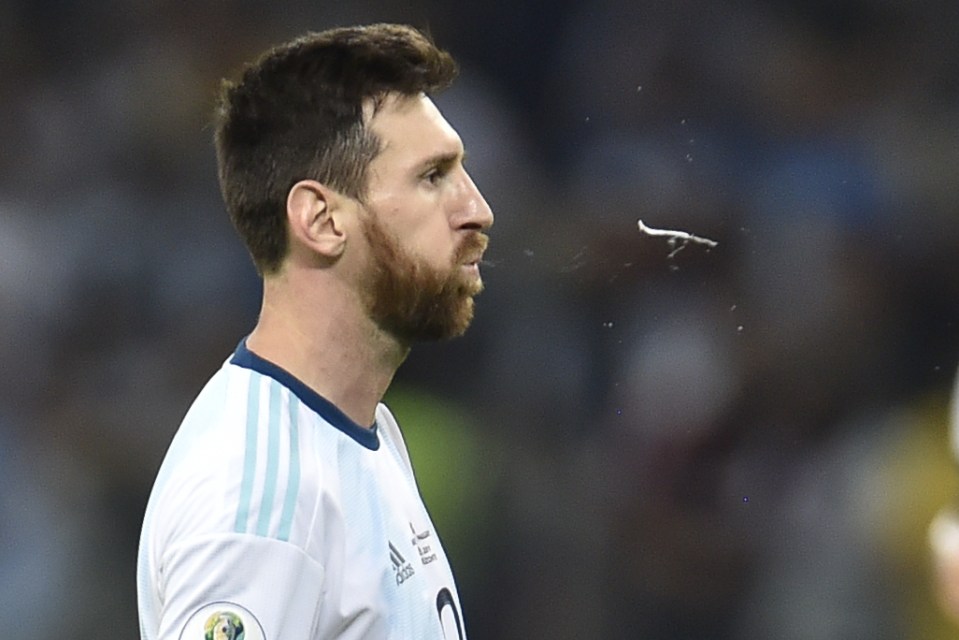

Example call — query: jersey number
[436,588,464,640]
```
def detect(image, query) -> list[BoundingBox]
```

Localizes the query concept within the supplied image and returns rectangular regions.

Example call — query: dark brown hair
[213,24,458,274]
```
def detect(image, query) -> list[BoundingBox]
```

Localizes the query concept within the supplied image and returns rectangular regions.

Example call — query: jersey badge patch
[179,602,265,640]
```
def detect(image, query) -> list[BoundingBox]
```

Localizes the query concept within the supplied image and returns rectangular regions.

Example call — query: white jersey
[137,340,466,640]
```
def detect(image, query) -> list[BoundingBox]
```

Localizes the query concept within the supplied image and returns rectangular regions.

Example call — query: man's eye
[423,167,449,185]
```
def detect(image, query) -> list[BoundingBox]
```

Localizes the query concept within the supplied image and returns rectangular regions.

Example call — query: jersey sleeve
[157,532,325,640]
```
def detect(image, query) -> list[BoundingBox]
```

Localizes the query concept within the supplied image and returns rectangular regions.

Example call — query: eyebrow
[419,150,467,173]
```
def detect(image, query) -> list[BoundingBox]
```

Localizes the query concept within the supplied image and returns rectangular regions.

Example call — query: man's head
[213,23,458,275]
[213,25,493,344]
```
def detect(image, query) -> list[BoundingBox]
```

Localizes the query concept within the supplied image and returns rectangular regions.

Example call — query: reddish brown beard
[360,215,487,344]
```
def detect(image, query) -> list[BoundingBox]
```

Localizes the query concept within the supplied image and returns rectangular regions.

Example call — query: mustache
[454,232,489,263]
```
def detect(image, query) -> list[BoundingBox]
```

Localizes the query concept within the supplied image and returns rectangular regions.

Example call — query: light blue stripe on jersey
[231,339,379,450]
[277,394,300,542]
[235,373,260,533]
[256,381,282,536]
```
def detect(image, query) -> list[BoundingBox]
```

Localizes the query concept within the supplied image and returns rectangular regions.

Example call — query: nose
[453,170,494,231]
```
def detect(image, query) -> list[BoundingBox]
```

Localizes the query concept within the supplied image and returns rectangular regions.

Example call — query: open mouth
[456,234,489,273]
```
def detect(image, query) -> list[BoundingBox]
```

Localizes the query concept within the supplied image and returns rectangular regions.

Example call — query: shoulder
[150,364,327,551]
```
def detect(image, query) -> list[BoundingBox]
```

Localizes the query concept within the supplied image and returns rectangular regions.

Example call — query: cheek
[407,225,456,267]
[373,196,455,264]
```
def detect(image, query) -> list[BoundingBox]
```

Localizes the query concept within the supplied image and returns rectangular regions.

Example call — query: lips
[457,233,489,268]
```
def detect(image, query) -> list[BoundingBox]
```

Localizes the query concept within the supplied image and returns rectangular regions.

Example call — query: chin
[421,297,476,342]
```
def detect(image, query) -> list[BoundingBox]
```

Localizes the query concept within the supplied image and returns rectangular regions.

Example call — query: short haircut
[213,24,458,274]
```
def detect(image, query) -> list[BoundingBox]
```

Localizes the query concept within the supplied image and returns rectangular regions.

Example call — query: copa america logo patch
[179,602,265,640]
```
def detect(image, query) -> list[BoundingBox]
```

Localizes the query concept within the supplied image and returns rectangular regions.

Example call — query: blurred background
[3,0,959,637]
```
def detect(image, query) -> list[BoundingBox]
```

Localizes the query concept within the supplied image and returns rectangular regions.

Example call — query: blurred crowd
[3,0,959,638]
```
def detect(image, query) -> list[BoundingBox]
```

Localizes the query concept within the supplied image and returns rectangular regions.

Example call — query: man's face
[357,93,493,343]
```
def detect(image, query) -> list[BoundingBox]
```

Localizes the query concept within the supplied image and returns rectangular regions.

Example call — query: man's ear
[286,179,348,261]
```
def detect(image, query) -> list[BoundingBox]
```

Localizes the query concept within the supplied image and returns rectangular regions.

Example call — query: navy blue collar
[230,339,380,451]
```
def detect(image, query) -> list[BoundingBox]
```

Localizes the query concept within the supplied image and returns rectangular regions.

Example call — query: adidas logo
[389,541,415,586]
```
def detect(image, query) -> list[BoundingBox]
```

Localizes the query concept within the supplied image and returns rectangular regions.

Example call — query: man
[137,24,493,640]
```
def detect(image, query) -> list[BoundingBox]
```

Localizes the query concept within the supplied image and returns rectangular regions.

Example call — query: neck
[245,270,408,428]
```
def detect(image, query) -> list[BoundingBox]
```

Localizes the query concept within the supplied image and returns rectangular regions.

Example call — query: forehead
[365,93,463,168]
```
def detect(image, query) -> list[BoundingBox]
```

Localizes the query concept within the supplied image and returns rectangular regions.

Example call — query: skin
[931,507,959,623]
[246,92,494,428]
